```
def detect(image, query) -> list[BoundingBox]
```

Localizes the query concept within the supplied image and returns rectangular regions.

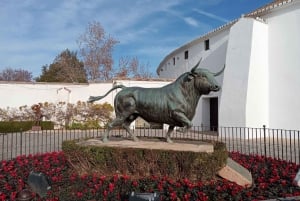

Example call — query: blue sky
[0,0,272,78]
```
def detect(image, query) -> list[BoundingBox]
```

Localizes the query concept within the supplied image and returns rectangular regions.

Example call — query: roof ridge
[245,0,294,18]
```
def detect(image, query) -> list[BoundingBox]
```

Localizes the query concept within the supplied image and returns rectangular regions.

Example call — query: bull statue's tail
[88,84,126,103]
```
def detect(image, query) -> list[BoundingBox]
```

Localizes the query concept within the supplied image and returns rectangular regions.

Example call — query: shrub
[0,101,113,130]
[62,139,228,181]
[0,121,54,133]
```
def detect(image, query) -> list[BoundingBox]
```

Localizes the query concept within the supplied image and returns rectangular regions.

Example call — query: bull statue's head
[188,59,225,94]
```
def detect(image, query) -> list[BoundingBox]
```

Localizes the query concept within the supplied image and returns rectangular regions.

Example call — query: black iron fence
[0,126,299,164]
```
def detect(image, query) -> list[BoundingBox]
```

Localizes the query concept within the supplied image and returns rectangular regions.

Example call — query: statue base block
[218,158,253,187]
[62,138,228,181]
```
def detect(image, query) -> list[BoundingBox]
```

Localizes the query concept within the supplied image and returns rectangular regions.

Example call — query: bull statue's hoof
[102,137,109,143]
[166,137,174,143]
[133,136,139,142]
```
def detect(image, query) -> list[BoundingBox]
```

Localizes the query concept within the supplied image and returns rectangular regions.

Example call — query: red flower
[5,183,12,191]
[184,193,191,201]
[197,192,208,201]
[158,183,163,191]
[94,184,101,190]
[175,182,181,188]
[113,174,118,182]
[69,172,77,182]
[76,191,83,198]
[281,179,287,186]
[100,175,106,181]
[170,191,177,200]
[103,190,108,197]
[132,180,138,187]
[122,174,130,181]
[0,192,6,201]
[10,192,17,201]
[108,183,115,192]
[246,191,252,197]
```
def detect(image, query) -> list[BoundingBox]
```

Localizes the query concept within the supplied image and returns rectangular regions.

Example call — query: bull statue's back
[88,59,224,143]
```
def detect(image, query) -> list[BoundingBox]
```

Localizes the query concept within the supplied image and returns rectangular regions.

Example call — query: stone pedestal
[63,138,227,181]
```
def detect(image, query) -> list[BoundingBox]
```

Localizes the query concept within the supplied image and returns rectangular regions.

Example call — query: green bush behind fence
[0,121,54,133]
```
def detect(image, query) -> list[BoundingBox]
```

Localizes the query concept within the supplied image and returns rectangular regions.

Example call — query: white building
[156,0,300,130]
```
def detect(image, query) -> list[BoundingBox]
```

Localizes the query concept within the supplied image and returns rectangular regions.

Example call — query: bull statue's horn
[213,64,225,76]
[190,58,202,73]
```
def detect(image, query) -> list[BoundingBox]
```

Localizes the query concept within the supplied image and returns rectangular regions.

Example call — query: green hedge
[62,139,228,181]
[0,121,54,133]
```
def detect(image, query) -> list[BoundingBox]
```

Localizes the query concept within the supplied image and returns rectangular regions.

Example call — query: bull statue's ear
[187,73,195,81]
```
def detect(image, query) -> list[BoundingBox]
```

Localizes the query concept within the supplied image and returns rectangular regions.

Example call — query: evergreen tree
[36,49,87,83]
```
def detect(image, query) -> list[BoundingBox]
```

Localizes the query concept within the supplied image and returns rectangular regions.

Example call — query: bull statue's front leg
[168,110,193,143]
[102,131,109,143]
[166,125,175,143]
[171,111,193,127]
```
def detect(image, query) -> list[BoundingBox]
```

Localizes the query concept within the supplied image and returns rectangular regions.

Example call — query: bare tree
[115,56,155,79]
[0,67,32,81]
[77,21,119,81]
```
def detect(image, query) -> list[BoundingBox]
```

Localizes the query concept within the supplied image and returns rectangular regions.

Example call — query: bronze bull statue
[88,60,224,143]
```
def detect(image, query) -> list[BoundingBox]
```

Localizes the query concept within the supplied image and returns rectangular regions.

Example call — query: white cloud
[193,8,229,23]
[183,17,199,27]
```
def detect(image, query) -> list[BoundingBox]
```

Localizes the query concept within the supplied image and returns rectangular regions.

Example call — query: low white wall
[0,80,171,109]
[0,82,112,108]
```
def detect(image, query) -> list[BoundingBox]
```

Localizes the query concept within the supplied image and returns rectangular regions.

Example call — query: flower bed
[0,151,299,201]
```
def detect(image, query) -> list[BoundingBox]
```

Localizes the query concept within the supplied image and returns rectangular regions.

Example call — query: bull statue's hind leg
[123,121,139,142]
[166,125,175,143]
[103,117,125,143]
[123,114,139,141]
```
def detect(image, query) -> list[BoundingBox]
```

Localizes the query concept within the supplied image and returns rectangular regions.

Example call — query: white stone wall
[0,80,171,109]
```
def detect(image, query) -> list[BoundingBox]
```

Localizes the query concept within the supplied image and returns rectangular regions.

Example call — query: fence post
[263,125,267,158]
[20,128,23,156]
